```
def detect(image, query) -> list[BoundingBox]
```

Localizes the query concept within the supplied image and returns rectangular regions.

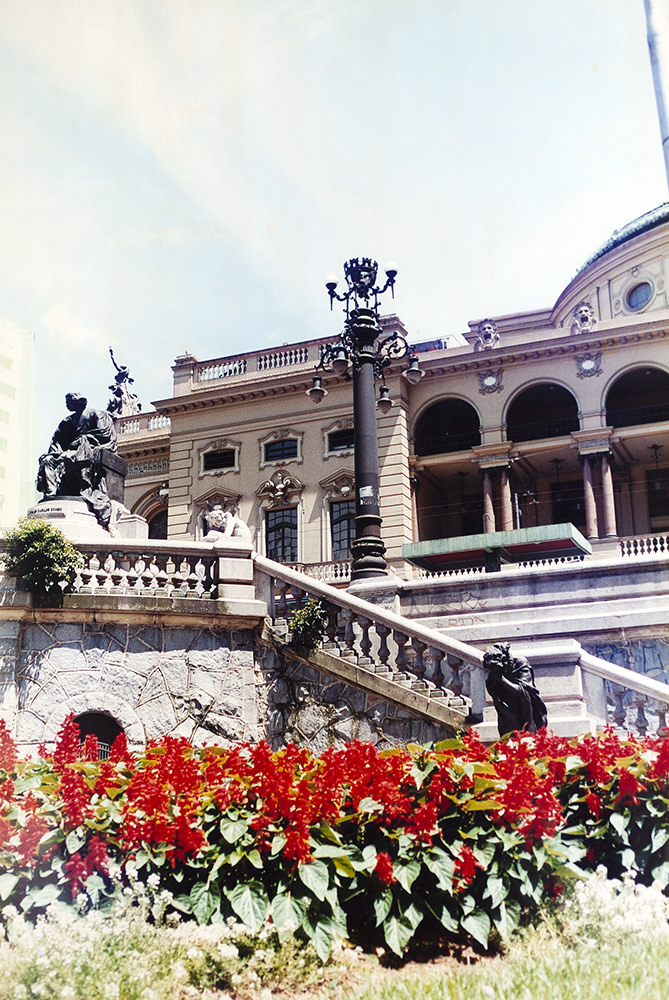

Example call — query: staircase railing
[254,553,486,722]
[253,553,669,737]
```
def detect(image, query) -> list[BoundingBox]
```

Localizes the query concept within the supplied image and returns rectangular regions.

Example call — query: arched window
[75,713,123,760]
[148,509,168,539]
[507,384,579,442]
[414,400,481,457]
[605,368,669,428]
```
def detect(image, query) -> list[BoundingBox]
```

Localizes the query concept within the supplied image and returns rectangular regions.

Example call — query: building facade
[117,204,669,581]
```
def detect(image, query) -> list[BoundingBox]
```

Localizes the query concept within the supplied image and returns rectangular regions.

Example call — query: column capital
[570,428,616,457]
[471,443,516,469]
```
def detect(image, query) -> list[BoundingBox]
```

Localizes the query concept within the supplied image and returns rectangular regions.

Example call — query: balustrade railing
[287,560,351,585]
[192,345,312,385]
[257,347,309,370]
[72,541,219,599]
[197,359,248,381]
[620,533,669,557]
[579,651,669,738]
[116,413,171,436]
[253,553,669,738]
[253,553,485,719]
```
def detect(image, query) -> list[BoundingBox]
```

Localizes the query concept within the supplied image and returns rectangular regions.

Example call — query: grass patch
[351,869,669,1000]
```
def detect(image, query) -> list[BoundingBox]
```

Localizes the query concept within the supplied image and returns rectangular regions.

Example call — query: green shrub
[288,598,329,647]
[2,518,82,607]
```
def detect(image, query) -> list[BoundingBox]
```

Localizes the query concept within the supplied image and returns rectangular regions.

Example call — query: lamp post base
[351,534,387,580]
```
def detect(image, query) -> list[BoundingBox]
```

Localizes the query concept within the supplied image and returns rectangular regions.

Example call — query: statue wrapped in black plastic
[483,642,548,738]
[36,393,118,529]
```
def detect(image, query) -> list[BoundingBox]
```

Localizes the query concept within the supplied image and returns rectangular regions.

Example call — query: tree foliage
[3,518,82,607]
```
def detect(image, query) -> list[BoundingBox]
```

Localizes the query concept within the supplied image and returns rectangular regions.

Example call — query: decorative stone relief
[127,457,169,478]
[474,319,500,351]
[477,369,504,394]
[256,470,304,508]
[575,352,602,379]
[319,469,355,500]
[570,301,597,335]
[193,487,242,538]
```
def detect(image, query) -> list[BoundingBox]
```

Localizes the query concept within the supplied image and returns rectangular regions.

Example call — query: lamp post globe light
[307,257,423,581]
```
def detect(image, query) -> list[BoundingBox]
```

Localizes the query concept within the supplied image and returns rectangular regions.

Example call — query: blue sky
[0,0,667,455]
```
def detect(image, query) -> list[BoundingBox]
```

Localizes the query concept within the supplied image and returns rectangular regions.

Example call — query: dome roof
[576,202,669,274]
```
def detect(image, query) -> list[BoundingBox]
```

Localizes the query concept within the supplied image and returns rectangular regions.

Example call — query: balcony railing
[606,402,669,428]
[116,413,171,436]
[193,345,313,384]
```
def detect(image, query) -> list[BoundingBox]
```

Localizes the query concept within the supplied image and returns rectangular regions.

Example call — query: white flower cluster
[559,867,669,947]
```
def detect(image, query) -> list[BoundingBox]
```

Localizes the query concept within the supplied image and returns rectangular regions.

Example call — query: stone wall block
[57,669,102,697]
[140,695,178,739]
[137,669,169,706]
[42,645,86,673]
[100,663,147,704]
[21,624,58,651]
[133,627,165,652]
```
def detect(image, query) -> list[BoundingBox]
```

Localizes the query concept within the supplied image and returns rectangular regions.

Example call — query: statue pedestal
[28,498,110,541]
[28,498,148,542]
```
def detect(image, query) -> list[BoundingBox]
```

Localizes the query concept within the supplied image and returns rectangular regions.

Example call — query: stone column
[600,452,618,538]
[500,466,514,531]
[482,469,496,533]
[582,455,599,540]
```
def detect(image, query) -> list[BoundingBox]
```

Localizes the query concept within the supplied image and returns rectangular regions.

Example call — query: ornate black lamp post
[307,257,423,581]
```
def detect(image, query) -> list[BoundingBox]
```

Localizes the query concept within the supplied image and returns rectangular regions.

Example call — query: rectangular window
[202,448,237,472]
[266,507,298,562]
[331,499,355,560]
[264,438,298,462]
[327,428,354,453]
[0,383,16,400]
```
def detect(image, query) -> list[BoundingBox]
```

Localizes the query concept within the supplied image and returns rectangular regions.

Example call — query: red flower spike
[374,852,397,885]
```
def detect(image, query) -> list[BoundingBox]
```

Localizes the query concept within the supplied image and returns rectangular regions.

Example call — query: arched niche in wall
[133,486,168,539]
[75,712,123,759]
[605,367,669,428]
[413,399,482,457]
[506,383,579,443]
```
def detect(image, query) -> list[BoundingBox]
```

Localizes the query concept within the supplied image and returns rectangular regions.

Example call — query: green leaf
[0,872,19,901]
[357,797,383,814]
[373,888,393,927]
[219,816,249,844]
[461,909,491,949]
[307,913,338,962]
[610,812,628,838]
[425,898,459,934]
[190,881,221,925]
[424,849,454,889]
[482,875,507,909]
[393,858,421,893]
[21,883,62,911]
[298,858,330,898]
[65,829,87,855]
[271,891,306,935]
[495,898,521,939]
[651,825,669,854]
[383,913,415,957]
[226,880,269,933]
